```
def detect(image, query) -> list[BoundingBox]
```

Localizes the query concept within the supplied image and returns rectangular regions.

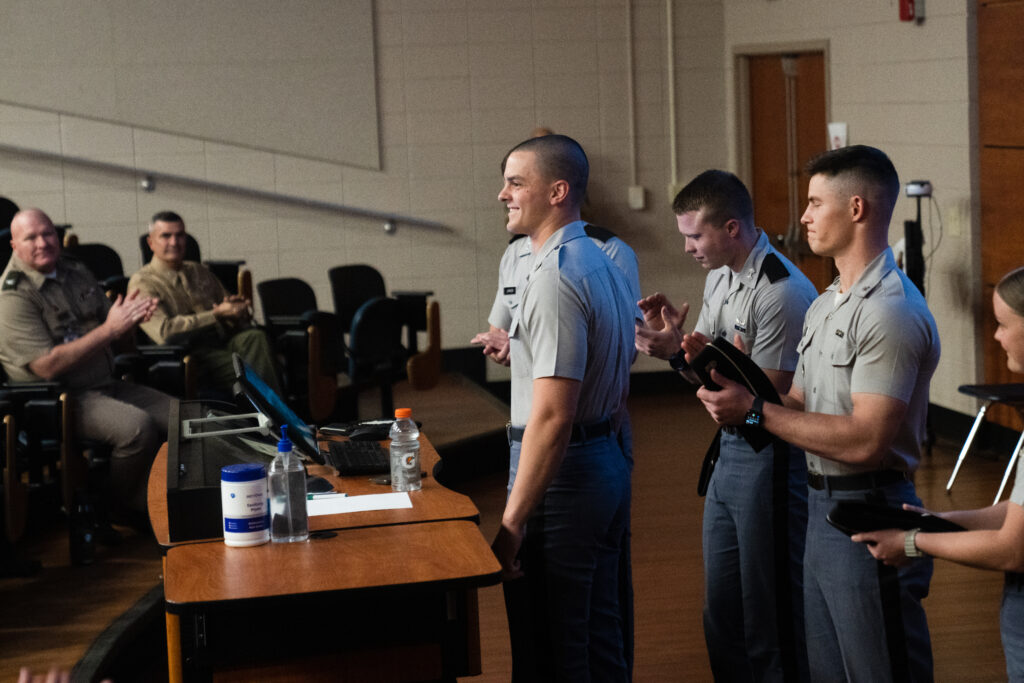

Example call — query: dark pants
[190,327,281,396]
[702,432,808,682]
[1002,573,1024,682]
[73,381,172,512]
[804,480,933,682]
[504,434,631,682]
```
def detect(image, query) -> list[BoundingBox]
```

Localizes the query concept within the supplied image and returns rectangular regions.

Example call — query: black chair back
[347,296,405,418]
[257,277,319,320]
[328,264,386,333]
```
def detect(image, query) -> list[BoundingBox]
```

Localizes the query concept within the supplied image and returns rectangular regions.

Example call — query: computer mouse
[348,425,389,441]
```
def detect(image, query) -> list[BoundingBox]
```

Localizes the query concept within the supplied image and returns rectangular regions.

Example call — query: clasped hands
[212,294,252,325]
[635,293,756,424]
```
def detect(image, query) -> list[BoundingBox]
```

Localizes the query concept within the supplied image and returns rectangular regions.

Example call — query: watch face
[745,410,761,426]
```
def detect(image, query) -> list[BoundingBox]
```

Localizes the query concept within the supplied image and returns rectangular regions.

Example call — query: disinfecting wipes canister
[221,463,270,547]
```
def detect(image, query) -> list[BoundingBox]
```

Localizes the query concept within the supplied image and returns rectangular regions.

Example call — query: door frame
[732,40,832,187]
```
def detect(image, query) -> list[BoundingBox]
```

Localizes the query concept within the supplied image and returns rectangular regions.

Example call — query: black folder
[692,338,781,495]
[826,500,965,536]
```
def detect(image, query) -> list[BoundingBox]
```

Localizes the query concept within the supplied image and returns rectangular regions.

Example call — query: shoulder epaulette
[759,252,790,284]
[583,224,617,243]
[2,270,23,291]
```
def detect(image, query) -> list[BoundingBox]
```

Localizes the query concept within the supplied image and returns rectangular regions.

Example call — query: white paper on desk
[307,492,412,516]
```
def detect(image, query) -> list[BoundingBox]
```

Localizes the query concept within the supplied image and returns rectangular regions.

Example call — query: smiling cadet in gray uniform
[490,134,638,682]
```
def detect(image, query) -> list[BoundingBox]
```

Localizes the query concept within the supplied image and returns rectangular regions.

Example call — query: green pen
[307,492,347,500]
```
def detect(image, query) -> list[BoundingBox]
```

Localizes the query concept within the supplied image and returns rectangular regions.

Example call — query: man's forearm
[28,324,114,380]
[760,397,901,468]
[502,411,573,530]
[141,308,218,345]
[502,377,580,530]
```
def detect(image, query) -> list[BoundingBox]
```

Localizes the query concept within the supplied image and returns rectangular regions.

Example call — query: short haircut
[151,210,185,227]
[671,170,754,230]
[997,266,1024,318]
[501,134,589,206]
[805,145,900,217]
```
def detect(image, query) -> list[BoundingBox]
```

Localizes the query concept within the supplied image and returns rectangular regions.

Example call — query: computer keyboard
[323,439,390,476]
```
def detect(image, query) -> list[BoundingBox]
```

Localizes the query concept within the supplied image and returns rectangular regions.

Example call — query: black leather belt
[1007,572,1024,591]
[507,419,612,444]
[807,470,907,491]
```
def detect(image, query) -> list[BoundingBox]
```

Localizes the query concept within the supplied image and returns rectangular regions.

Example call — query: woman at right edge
[853,265,1024,682]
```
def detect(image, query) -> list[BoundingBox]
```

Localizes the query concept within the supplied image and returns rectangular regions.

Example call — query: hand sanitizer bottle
[269,425,308,543]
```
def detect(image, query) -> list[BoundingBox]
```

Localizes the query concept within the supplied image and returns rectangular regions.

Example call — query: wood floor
[1,386,1013,682]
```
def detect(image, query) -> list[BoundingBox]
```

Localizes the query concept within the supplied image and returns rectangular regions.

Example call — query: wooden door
[979,0,1024,430]
[746,52,832,292]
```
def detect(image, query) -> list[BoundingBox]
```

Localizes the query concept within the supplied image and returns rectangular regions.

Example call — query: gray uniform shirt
[695,230,817,373]
[1011,460,1024,507]
[489,229,642,332]
[508,221,637,427]
[0,253,114,390]
[794,248,940,476]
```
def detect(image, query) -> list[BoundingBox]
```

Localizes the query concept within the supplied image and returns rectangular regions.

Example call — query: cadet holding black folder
[698,146,940,682]
[635,170,816,682]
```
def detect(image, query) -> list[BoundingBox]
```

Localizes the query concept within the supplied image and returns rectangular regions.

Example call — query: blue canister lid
[221,463,266,482]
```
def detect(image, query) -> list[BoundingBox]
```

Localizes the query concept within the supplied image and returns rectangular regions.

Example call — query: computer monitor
[232,354,319,458]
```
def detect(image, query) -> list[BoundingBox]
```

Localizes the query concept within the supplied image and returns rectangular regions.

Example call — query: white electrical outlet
[628,185,646,211]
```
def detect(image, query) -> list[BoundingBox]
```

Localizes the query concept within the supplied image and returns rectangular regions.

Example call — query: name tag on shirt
[504,287,516,295]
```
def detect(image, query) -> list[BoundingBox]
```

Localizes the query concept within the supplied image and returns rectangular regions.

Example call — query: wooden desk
[152,433,501,682]
[148,433,481,548]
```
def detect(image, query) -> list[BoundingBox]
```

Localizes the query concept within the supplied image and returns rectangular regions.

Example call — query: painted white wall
[0,0,728,381]
[0,0,982,414]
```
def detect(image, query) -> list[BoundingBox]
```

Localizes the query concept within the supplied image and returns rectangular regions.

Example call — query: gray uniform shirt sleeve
[522,266,587,382]
[747,279,813,373]
[1011,458,1024,507]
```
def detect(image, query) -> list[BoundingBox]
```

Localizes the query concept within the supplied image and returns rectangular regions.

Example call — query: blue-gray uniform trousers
[1003,572,1024,682]
[504,426,631,682]
[702,430,808,682]
[804,475,933,682]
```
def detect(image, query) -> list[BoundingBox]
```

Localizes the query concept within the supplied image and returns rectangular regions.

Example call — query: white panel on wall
[0,0,379,168]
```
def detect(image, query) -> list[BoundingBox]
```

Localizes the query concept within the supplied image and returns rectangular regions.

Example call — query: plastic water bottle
[389,408,421,492]
[269,425,308,543]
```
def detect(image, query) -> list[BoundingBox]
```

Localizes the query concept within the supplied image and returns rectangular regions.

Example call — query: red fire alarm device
[900,0,916,22]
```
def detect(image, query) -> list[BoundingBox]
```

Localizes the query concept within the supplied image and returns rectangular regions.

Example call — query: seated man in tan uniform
[128,211,281,396]
[0,208,171,517]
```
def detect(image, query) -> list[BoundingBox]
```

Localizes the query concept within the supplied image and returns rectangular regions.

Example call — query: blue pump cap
[277,425,293,453]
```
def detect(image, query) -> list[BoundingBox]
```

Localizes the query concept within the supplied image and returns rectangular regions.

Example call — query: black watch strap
[668,350,689,372]
[745,396,765,427]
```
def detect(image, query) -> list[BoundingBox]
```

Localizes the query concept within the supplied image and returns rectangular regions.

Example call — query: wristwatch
[905,528,925,558]
[744,397,765,427]
[668,350,690,372]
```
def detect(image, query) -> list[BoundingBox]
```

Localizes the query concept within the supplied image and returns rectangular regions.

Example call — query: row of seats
[257,267,440,423]
[1,212,440,571]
